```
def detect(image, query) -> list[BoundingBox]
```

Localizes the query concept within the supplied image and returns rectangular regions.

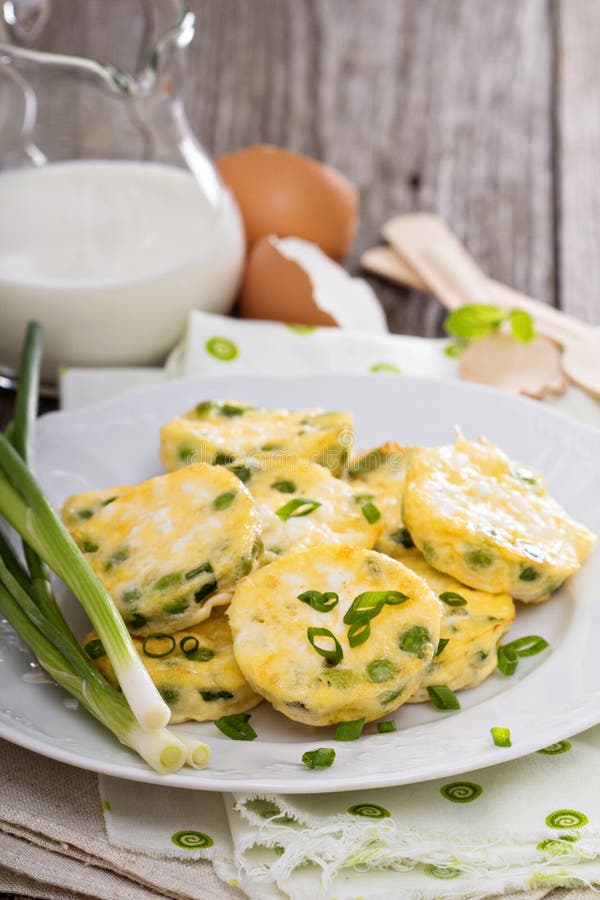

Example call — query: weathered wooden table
[1,2,599,897]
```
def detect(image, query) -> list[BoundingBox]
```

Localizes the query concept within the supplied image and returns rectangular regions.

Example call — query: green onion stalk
[0,324,170,731]
[0,568,185,773]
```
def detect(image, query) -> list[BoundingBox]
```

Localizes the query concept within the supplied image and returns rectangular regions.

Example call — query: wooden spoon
[365,214,600,398]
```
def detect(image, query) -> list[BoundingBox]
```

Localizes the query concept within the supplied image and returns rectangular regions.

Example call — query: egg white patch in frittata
[228,545,442,726]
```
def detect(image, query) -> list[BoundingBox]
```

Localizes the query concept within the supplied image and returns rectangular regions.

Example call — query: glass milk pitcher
[0,0,245,382]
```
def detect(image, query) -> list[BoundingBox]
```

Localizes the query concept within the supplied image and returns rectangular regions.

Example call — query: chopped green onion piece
[84,638,106,659]
[194,579,218,604]
[201,690,234,701]
[444,340,469,358]
[307,627,343,663]
[142,633,176,659]
[185,561,213,581]
[226,463,252,483]
[366,658,397,682]
[427,685,461,710]
[275,498,322,520]
[220,403,245,417]
[399,625,432,658]
[491,726,512,747]
[77,509,94,520]
[162,597,188,615]
[215,713,257,741]
[154,572,183,591]
[100,496,118,507]
[347,618,371,648]
[465,549,493,569]
[390,528,414,548]
[497,644,519,675]
[434,638,449,657]
[298,590,339,612]
[519,566,539,582]
[214,491,236,510]
[335,717,365,741]
[80,540,98,554]
[439,591,467,606]
[194,400,217,418]
[213,452,235,465]
[377,720,397,734]
[302,747,336,769]
[271,480,296,493]
[383,591,410,606]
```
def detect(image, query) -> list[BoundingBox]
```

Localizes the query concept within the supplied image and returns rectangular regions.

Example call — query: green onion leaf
[142,633,176,659]
[509,309,535,343]
[444,304,506,340]
[377,720,397,733]
[491,726,512,747]
[307,626,343,663]
[194,400,217,418]
[427,684,461,710]
[335,717,365,741]
[298,590,339,612]
[439,591,467,606]
[271,480,296,494]
[214,491,236,511]
[194,579,218,604]
[201,690,234,701]
[215,713,257,741]
[302,747,336,769]
[276,498,322,520]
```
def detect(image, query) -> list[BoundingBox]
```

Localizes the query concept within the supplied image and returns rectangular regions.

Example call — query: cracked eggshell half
[239,235,388,333]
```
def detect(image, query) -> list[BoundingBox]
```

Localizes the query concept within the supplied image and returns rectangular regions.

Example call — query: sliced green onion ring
[298,590,339,612]
[506,634,550,657]
[439,591,467,606]
[271,480,296,494]
[344,590,408,625]
[307,627,343,664]
[275,498,322,520]
[497,644,519,676]
[377,720,397,734]
[347,618,371,648]
[434,638,449,657]
[142,633,176,659]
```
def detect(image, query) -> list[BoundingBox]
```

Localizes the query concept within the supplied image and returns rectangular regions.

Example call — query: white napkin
[60,311,600,900]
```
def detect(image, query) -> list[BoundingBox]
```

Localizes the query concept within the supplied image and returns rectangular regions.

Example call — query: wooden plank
[556,0,600,324]
[187,0,556,335]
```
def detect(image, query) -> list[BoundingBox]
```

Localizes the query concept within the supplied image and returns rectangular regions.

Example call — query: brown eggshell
[239,236,338,327]
[216,144,358,261]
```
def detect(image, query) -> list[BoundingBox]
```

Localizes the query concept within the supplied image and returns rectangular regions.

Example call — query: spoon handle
[381,214,590,347]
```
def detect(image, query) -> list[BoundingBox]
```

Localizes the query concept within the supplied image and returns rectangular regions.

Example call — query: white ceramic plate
[1,374,599,793]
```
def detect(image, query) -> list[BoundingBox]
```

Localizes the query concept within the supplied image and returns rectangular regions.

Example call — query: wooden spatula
[365,214,600,398]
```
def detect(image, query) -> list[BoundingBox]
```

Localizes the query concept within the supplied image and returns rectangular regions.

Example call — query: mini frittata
[61,464,260,635]
[228,545,442,726]
[402,435,595,602]
[347,442,415,557]
[398,552,515,701]
[83,612,262,723]
[245,460,381,563]
[159,400,353,476]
